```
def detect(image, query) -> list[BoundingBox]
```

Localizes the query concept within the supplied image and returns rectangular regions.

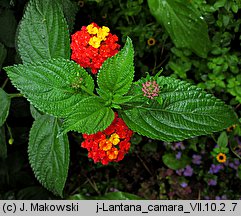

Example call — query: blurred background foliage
[0,0,241,199]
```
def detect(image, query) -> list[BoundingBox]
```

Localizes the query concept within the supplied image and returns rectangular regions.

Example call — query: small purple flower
[234,159,240,165]
[142,80,160,99]
[215,195,227,200]
[208,179,217,186]
[192,154,202,165]
[171,142,185,150]
[176,142,185,150]
[183,165,193,177]
[229,159,240,170]
[235,137,241,146]
[209,164,224,174]
[180,182,188,188]
[176,168,184,176]
[229,162,235,169]
[176,151,182,160]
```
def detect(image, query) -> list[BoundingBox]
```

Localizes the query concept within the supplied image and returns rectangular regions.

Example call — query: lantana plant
[1,0,239,197]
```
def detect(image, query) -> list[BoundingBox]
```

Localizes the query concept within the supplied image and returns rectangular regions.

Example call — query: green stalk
[80,86,96,97]
[1,78,9,89]
[8,93,23,98]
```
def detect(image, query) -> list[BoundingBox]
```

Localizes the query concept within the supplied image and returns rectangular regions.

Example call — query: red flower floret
[81,113,133,165]
[71,23,120,74]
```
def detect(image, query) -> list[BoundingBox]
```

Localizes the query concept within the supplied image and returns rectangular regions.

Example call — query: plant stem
[6,123,13,141]
[230,144,241,159]
[86,177,100,195]
[136,152,153,176]
[211,134,217,143]
[1,78,9,89]
[8,93,23,98]
[80,86,96,97]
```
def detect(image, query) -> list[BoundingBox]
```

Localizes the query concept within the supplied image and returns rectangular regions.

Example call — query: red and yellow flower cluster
[71,22,120,74]
[81,113,133,165]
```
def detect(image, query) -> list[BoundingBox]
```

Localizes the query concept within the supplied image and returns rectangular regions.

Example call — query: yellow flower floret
[99,139,112,151]
[89,36,101,48]
[86,23,98,34]
[107,148,119,160]
[109,133,120,145]
[97,26,110,41]
[87,24,110,48]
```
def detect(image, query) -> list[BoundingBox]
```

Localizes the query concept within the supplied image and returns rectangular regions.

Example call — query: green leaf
[4,58,94,117]
[69,192,143,200]
[28,115,70,197]
[18,0,70,63]
[231,4,239,13]
[0,8,17,47]
[217,131,228,148]
[0,125,7,160]
[120,76,238,142]
[148,0,211,58]
[162,153,190,170]
[60,0,79,32]
[62,96,114,134]
[97,37,134,99]
[0,88,11,127]
[30,105,43,120]
[214,0,226,9]
[0,43,7,69]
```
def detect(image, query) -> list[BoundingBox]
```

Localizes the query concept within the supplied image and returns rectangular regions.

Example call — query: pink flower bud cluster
[142,80,160,99]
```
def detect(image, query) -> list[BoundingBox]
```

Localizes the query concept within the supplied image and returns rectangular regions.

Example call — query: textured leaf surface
[148,0,211,57]
[18,0,70,63]
[62,96,114,134]
[28,115,69,197]
[0,88,11,127]
[97,37,134,98]
[4,58,94,117]
[120,76,238,142]
[30,105,43,120]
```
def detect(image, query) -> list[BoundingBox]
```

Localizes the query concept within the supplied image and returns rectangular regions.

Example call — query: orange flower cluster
[71,22,120,74]
[81,113,133,165]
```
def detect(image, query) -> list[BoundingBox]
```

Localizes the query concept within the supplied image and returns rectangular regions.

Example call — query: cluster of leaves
[79,0,171,76]
[157,129,241,199]
[87,0,240,105]
[66,128,241,200]
[0,0,240,199]
[163,0,241,106]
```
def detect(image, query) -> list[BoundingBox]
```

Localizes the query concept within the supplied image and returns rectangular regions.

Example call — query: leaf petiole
[8,93,23,98]
[1,78,9,89]
[80,85,96,97]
